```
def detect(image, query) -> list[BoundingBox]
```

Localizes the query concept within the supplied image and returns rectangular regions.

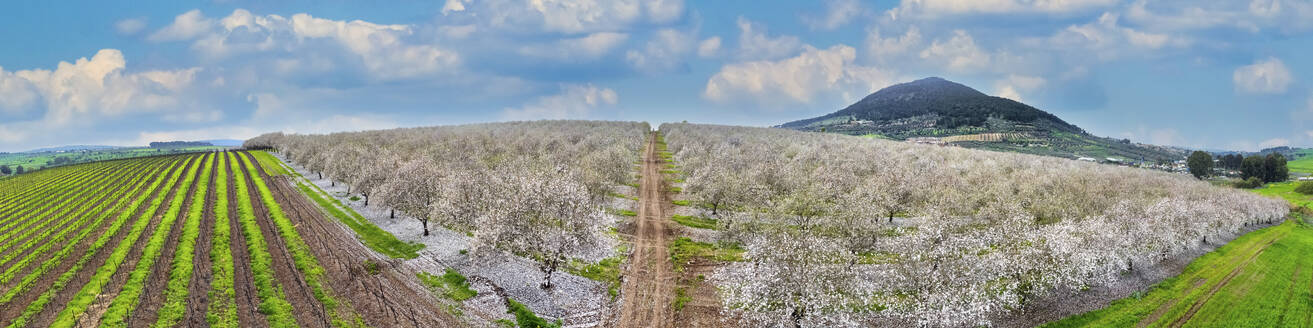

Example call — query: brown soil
[68,156,201,328]
[242,151,456,327]
[224,153,268,328]
[671,257,733,328]
[10,156,191,327]
[184,153,221,327]
[616,133,677,328]
[127,154,210,326]
[236,152,333,328]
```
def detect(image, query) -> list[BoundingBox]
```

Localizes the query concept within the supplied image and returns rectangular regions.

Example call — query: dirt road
[616,132,675,328]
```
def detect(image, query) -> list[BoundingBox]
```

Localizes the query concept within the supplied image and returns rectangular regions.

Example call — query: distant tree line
[0,165,23,175]
[1191,152,1288,184]
[149,141,213,148]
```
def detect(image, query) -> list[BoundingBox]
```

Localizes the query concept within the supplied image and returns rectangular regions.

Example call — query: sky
[1,0,1312,153]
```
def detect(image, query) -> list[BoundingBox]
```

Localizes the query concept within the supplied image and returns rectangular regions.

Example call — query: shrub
[1297,181,1313,195]
[1235,177,1264,189]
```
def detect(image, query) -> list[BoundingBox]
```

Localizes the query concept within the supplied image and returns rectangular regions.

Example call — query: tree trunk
[364,193,369,207]
[712,203,719,215]
[331,180,335,187]
[889,211,895,223]
[318,172,322,179]
[390,209,395,219]
[422,218,430,236]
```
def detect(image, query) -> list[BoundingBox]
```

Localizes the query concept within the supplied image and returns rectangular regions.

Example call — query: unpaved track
[1167,236,1280,328]
[617,132,675,328]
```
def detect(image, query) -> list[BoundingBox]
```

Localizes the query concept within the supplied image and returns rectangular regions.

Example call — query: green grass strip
[207,153,239,328]
[5,156,183,328]
[228,152,299,328]
[248,150,290,176]
[295,180,422,259]
[152,153,216,327]
[239,152,360,328]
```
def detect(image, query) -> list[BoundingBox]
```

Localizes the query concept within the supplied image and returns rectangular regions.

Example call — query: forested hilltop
[780,77,1187,162]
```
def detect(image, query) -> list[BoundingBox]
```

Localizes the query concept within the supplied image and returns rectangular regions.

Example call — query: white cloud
[1043,13,1185,60]
[1233,57,1293,94]
[889,0,1117,18]
[1259,137,1290,149]
[697,37,722,58]
[626,29,693,72]
[2,49,201,124]
[803,0,864,30]
[736,17,804,60]
[114,18,148,36]
[519,32,629,60]
[481,0,683,34]
[502,84,619,120]
[993,74,1046,102]
[442,0,470,15]
[865,27,922,63]
[0,67,40,113]
[919,30,991,72]
[153,9,460,81]
[704,45,896,107]
[149,9,214,42]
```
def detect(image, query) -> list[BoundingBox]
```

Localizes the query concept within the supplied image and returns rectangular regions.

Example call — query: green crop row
[228,152,299,328]
[3,156,184,328]
[0,160,109,214]
[207,152,239,328]
[0,159,153,278]
[0,160,120,229]
[0,159,142,261]
[249,150,290,176]
[238,152,360,328]
[152,153,216,327]
[48,156,198,328]
[98,154,207,327]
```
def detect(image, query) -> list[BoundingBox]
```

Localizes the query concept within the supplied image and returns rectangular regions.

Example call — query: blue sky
[1,0,1311,152]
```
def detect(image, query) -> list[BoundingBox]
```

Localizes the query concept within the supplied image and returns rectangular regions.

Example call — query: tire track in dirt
[617,132,675,328]
[1275,263,1301,326]
[185,152,220,327]
[1167,236,1279,328]
[12,157,190,327]
[236,152,332,328]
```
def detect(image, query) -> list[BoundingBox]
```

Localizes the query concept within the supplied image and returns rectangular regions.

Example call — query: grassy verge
[506,298,561,328]
[670,237,744,272]
[1042,219,1306,327]
[417,269,478,302]
[671,214,718,230]
[249,150,290,176]
[565,256,623,299]
[607,208,637,217]
[295,180,423,259]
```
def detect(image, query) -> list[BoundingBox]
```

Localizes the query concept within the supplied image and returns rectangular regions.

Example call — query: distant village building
[1077,157,1097,162]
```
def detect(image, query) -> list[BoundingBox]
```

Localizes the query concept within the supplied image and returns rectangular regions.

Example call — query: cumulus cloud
[0,49,204,147]
[697,37,722,58]
[502,84,619,120]
[994,74,1046,102]
[736,17,804,60]
[1041,13,1185,60]
[919,30,991,72]
[442,0,470,15]
[890,0,1117,18]
[480,0,684,34]
[149,10,214,42]
[519,32,629,61]
[626,29,694,72]
[1234,57,1293,94]
[151,9,460,81]
[803,0,864,30]
[865,27,922,63]
[1125,0,1313,33]
[704,45,896,107]
[114,18,148,36]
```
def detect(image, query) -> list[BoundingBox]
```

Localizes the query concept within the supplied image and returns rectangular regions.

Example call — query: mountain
[779,77,1187,162]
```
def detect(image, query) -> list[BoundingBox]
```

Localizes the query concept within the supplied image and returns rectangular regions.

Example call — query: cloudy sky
[1,0,1311,152]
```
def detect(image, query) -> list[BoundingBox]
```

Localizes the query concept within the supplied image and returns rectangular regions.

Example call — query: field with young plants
[0,151,456,327]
